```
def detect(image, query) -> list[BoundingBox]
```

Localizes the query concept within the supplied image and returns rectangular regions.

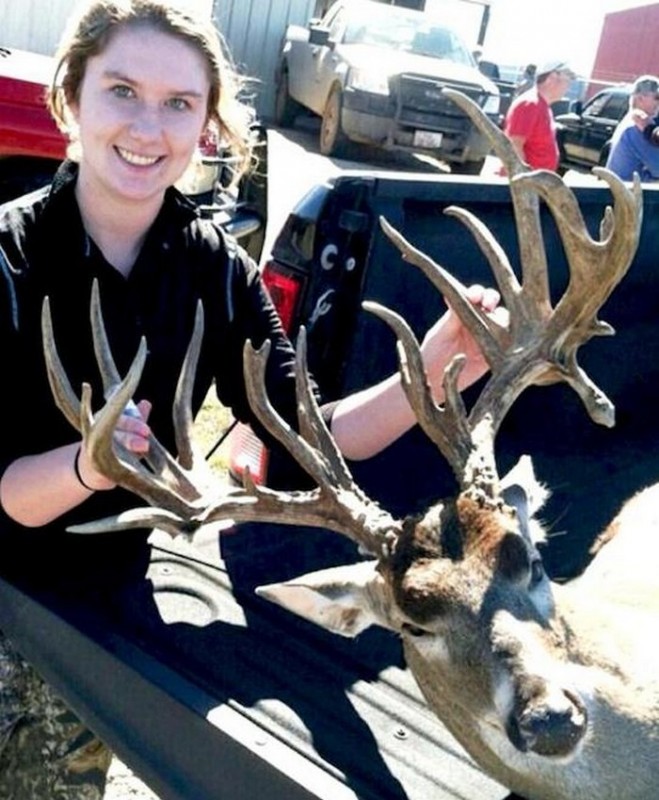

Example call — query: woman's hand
[76,399,152,491]
[420,284,507,398]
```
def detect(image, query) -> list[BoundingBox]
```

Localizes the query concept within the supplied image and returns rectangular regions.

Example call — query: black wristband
[73,447,97,492]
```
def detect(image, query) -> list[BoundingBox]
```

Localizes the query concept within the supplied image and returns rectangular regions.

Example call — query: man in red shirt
[502,60,576,171]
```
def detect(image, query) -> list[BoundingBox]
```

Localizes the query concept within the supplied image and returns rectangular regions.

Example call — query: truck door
[576,89,628,166]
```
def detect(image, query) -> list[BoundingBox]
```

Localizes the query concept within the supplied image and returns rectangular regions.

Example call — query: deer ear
[501,455,549,513]
[256,561,389,638]
[501,455,549,544]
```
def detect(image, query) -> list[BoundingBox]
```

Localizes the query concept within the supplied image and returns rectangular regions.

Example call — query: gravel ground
[106,757,161,799]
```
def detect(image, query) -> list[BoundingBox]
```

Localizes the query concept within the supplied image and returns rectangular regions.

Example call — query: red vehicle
[0,46,67,202]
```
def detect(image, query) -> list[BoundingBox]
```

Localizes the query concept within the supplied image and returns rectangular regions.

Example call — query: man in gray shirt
[606,75,659,181]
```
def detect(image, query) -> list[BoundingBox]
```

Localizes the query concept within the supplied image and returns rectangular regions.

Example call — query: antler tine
[363,300,474,480]
[292,328,362,491]
[173,300,204,471]
[42,297,83,431]
[218,332,402,553]
[77,329,205,514]
[442,87,527,178]
[68,507,200,537]
[90,279,122,394]
[89,282,192,488]
[379,216,508,374]
[444,88,554,313]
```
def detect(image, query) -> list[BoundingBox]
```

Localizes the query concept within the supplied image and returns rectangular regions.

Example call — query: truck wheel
[320,86,346,157]
[274,70,299,128]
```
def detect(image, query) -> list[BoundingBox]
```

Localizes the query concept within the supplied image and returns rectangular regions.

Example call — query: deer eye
[529,558,545,587]
[401,622,432,638]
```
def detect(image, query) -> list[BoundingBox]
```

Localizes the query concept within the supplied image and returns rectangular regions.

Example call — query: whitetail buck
[41,91,656,800]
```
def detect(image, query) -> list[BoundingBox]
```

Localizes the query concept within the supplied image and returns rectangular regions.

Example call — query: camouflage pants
[0,631,112,799]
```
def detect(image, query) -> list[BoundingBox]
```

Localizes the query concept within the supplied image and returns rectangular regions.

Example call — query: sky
[426,0,658,77]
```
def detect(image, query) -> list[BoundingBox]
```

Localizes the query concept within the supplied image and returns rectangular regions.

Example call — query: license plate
[413,130,443,148]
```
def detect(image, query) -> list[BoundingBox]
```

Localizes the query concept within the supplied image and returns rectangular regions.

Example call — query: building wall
[1,0,214,55]
[0,0,79,54]
[591,3,659,85]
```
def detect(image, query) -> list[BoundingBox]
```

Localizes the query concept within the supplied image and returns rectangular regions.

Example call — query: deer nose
[506,689,588,757]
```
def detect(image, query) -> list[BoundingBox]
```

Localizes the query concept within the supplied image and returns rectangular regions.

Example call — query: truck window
[598,93,628,122]
[585,91,628,122]
[410,26,471,63]
[328,9,348,43]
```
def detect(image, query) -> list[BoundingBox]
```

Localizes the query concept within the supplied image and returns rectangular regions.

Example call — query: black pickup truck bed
[0,526,507,800]
[2,170,658,800]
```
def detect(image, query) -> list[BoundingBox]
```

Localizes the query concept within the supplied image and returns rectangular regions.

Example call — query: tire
[319,86,347,157]
[274,70,299,128]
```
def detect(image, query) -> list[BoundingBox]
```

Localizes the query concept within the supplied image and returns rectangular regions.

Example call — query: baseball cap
[632,75,659,95]
[537,60,577,80]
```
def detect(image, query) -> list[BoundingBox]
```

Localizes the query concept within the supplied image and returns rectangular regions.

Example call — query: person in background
[500,59,576,171]
[609,74,659,180]
[0,1,504,797]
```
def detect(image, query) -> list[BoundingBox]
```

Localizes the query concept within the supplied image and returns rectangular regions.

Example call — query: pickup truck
[274,0,499,173]
[2,162,658,799]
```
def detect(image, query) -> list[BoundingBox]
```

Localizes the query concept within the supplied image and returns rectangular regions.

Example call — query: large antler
[372,88,643,495]
[42,286,400,554]
[42,280,210,533]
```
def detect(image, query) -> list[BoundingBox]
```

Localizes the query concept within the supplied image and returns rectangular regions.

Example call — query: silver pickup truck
[274,0,499,173]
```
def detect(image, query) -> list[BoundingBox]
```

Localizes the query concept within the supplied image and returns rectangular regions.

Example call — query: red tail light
[228,260,303,485]
[261,261,303,334]
[197,129,219,157]
[228,422,269,485]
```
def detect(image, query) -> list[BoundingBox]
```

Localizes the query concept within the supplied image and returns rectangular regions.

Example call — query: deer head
[42,91,643,792]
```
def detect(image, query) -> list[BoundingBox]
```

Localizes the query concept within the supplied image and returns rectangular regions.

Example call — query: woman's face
[70,24,211,206]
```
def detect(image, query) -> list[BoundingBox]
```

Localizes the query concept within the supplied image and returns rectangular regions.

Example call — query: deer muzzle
[506,687,587,757]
